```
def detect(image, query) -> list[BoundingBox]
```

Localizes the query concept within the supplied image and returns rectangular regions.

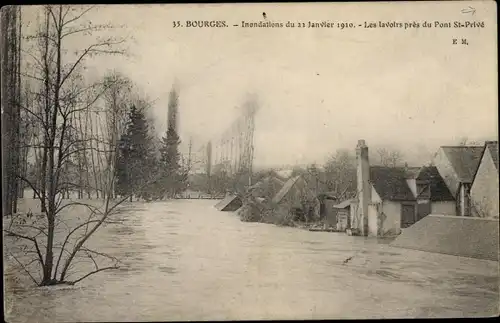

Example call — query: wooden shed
[317,192,338,227]
[333,199,353,231]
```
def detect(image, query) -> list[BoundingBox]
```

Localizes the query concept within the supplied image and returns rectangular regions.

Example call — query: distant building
[332,199,353,231]
[317,192,339,227]
[470,141,499,218]
[272,175,320,221]
[367,165,417,235]
[348,140,455,237]
[350,140,417,237]
[414,166,456,218]
[433,145,484,216]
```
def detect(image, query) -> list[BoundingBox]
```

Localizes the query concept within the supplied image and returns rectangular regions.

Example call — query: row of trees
[3,5,185,287]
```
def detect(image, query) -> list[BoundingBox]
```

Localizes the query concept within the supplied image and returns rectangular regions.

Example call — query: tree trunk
[43,7,64,284]
[1,6,22,216]
[1,8,13,217]
[79,110,91,199]
[13,7,22,207]
[88,112,99,199]
[39,7,51,214]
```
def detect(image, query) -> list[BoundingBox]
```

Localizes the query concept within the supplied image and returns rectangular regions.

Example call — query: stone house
[470,141,499,218]
[351,140,417,237]
[413,165,456,218]
[433,145,484,216]
[349,140,455,237]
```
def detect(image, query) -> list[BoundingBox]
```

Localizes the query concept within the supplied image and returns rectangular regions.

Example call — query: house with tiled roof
[470,141,499,218]
[433,145,484,216]
[348,140,420,237]
[368,166,418,233]
[413,165,456,219]
[346,140,458,237]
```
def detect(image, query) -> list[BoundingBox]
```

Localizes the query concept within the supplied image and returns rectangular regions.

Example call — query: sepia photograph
[2,1,498,321]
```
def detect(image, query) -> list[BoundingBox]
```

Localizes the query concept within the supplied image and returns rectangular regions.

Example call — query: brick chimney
[356,139,371,236]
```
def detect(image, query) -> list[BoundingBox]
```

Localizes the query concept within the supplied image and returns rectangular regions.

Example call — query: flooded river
[4,199,499,321]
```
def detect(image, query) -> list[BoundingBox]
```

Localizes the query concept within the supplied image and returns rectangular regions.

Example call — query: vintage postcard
[2,1,498,321]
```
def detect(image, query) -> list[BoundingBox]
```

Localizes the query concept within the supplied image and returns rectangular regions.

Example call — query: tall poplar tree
[157,87,184,198]
[115,105,156,200]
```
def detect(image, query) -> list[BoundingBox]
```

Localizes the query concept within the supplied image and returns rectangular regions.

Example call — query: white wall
[381,200,402,236]
[369,187,403,236]
[434,148,461,197]
[371,185,382,203]
[349,201,358,230]
[368,204,378,237]
[431,201,456,215]
[406,179,417,198]
[471,148,500,218]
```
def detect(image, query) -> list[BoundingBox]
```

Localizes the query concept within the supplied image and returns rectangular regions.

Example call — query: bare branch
[7,252,40,286]
[53,218,100,279]
[59,181,153,281]
[61,6,96,28]
[4,230,45,267]
[59,39,126,89]
[61,26,93,39]
[19,71,46,82]
[55,201,103,216]
[67,265,118,285]
[81,247,119,263]
[11,224,49,238]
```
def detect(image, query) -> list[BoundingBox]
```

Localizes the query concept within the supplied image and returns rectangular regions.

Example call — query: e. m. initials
[452,38,469,46]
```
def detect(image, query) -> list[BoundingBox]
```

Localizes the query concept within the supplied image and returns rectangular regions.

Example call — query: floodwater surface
[4,199,499,321]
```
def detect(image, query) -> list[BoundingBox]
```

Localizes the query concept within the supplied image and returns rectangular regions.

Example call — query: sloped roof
[370,166,415,201]
[471,141,499,185]
[441,146,484,183]
[404,167,421,179]
[317,191,338,200]
[271,175,317,205]
[486,141,499,170]
[333,199,354,209]
[272,176,301,204]
[416,166,455,201]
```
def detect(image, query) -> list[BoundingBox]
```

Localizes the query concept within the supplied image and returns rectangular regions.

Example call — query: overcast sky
[22,2,497,168]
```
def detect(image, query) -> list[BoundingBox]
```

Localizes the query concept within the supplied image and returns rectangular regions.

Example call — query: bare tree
[3,5,150,287]
[291,150,357,201]
[323,149,357,200]
[458,137,481,146]
[100,70,132,199]
[376,147,404,167]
